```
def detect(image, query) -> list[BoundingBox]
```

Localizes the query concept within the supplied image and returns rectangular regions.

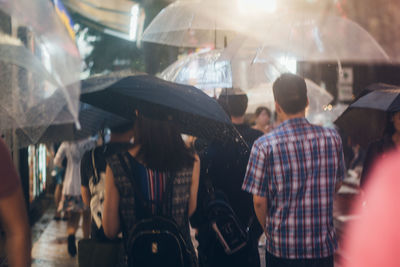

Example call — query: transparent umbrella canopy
[141,0,269,48]
[0,0,81,145]
[159,50,233,90]
[245,79,333,121]
[159,49,291,92]
[221,13,390,73]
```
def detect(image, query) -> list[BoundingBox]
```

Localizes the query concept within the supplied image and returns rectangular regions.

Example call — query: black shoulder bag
[203,168,249,255]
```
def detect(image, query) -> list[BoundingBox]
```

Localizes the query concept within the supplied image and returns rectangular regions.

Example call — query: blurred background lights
[129,4,140,40]
[324,104,333,111]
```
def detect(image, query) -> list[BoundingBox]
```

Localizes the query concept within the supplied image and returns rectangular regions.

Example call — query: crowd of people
[0,73,399,267]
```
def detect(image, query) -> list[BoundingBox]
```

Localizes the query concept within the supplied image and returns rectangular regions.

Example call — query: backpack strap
[91,149,100,184]
[118,152,176,218]
[117,153,153,219]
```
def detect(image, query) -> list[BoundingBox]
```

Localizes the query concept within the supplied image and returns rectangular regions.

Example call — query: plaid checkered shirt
[242,118,345,259]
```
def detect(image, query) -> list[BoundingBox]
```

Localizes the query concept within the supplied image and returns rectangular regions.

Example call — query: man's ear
[275,102,282,114]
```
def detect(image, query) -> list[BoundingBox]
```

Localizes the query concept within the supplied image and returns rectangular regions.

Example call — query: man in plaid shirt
[242,73,345,267]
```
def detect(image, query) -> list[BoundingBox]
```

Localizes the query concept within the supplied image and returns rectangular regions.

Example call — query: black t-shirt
[234,123,264,148]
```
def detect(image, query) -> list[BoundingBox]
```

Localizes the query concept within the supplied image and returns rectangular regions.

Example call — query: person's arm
[53,143,66,167]
[80,151,92,207]
[189,155,200,217]
[253,195,267,231]
[102,165,120,239]
[81,185,91,207]
[335,134,347,193]
[242,141,269,231]
[0,186,31,267]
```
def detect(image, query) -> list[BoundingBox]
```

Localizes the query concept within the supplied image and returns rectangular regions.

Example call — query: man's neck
[231,116,245,125]
[279,111,305,122]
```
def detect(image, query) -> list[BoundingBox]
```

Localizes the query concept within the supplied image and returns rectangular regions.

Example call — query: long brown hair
[132,115,195,172]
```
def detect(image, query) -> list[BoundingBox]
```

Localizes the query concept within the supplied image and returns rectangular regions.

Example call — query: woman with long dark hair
[102,113,200,266]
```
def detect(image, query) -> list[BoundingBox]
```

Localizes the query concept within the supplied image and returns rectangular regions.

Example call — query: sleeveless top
[107,152,196,266]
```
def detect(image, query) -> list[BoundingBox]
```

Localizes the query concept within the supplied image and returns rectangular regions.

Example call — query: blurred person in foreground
[360,110,400,188]
[81,123,134,240]
[54,138,96,257]
[343,150,400,267]
[242,73,345,267]
[102,113,200,266]
[191,89,263,267]
[0,137,30,267]
[252,106,272,134]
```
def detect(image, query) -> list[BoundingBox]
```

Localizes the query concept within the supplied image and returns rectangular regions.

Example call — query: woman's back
[107,152,195,254]
[102,114,200,266]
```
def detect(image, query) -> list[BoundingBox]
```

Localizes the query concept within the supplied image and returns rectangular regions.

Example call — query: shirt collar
[278,117,309,129]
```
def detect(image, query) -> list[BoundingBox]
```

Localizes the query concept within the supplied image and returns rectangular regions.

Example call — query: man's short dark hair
[218,93,248,117]
[272,73,307,114]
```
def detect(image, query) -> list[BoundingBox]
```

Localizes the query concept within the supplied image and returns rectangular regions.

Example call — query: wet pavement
[31,205,82,267]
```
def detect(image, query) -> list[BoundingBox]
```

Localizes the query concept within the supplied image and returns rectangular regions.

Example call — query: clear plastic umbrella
[0,0,81,145]
[245,79,333,121]
[141,0,264,48]
[159,49,290,92]
[221,13,390,72]
[159,50,233,90]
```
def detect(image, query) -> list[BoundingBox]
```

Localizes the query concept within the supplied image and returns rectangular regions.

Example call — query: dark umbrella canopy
[80,74,238,141]
[364,83,399,92]
[335,86,400,147]
[351,88,400,112]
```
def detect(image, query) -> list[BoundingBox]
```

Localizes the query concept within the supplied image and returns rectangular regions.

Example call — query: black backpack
[118,154,196,267]
[203,175,248,255]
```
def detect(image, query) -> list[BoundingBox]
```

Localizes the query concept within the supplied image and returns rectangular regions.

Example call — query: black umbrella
[16,103,130,146]
[80,74,239,142]
[364,83,399,92]
[354,83,399,99]
[335,86,400,147]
